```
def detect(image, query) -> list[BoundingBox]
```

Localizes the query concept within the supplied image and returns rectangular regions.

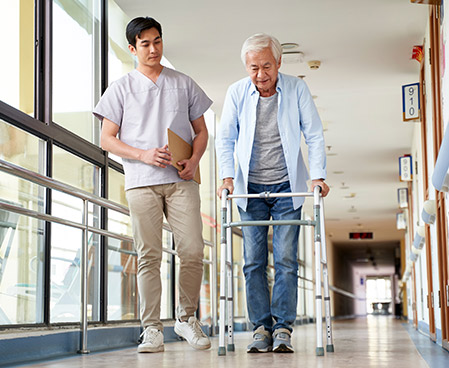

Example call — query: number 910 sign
[402,83,420,121]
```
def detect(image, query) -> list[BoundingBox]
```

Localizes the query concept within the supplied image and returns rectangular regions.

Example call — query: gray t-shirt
[248,93,289,184]
[93,67,212,190]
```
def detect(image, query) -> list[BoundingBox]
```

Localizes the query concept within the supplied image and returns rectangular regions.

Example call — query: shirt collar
[249,72,283,96]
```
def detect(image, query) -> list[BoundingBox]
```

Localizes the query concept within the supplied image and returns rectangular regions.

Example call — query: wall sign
[399,155,413,181]
[402,83,420,121]
[397,188,409,208]
[396,212,407,229]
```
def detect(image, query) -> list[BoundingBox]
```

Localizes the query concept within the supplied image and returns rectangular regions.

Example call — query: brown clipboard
[167,128,201,184]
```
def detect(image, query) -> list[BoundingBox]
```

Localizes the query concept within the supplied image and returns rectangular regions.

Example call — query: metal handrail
[0,160,129,215]
[0,159,216,352]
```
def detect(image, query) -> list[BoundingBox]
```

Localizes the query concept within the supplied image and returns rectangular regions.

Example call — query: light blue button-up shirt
[216,72,326,211]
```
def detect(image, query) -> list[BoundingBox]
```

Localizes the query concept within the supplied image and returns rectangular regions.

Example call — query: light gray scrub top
[93,67,213,190]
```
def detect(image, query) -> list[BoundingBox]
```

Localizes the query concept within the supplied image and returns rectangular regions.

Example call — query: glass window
[0,216,45,325]
[199,111,216,244]
[366,277,392,314]
[107,237,138,321]
[0,122,45,325]
[108,0,134,84]
[52,0,101,145]
[160,233,173,320]
[0,119,46,214]
[51,146,101,322]
[0,0,34,115]
[0,119,42,173]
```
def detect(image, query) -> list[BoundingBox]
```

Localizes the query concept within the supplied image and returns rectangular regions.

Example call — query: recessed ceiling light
[281,42,299,50]
[282,51,304,63]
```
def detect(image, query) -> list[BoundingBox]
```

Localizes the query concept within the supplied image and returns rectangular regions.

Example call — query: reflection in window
[0,0,34,115]
[161,230,173,320]
[51,146,100,322]
[52,0,101,144]
[107,238,138,321]
[50,223,82,323]
[108,168,132,238]
[0,123,45,325]
[0,216,45,324]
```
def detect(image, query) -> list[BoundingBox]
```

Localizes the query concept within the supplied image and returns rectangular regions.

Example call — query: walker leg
[218,193,228,356]
[315,238,324,356]
[314,188,324,356]
[226,200,235,351]
[320,197,334,353]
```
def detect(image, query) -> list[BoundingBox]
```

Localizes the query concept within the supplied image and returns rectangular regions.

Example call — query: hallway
[1,0,449,366]
[24,317,449,368]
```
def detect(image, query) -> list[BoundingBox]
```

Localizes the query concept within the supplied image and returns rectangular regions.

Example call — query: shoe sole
[273,344,294,353]
[174,325,211,350]
[247,346,272,353]
[137,345,165,353]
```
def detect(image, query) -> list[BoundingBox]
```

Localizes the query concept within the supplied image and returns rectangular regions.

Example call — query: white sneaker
[137,327,164,353]
[174,316,211,350]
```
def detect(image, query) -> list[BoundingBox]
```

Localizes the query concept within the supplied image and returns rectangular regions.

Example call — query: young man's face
[128,27,163,69]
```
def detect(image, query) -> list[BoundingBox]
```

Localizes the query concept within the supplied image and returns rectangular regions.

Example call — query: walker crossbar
[218,186,334,356]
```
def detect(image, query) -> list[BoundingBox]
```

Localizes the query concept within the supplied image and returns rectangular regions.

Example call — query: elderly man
[216,33,329,353]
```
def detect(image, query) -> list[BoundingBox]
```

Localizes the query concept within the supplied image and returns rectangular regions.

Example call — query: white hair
[240,33,282,65]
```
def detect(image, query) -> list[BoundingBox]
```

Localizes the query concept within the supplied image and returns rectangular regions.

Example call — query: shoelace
[140,328,159,344]
[189,318,206,337]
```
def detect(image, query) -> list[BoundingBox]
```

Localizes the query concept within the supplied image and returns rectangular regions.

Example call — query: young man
[93,17,212,353]
[216,33,329,353]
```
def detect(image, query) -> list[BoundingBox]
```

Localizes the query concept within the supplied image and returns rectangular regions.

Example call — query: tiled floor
[24,317,449,368]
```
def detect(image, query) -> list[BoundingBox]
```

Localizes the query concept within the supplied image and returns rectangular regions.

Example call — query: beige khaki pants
[126,181,204,331]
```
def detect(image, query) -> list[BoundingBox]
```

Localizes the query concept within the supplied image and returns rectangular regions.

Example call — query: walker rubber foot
[316,347,325,356]
[326,344,334,353]
[227,344,235,351]
[218,347,226,356]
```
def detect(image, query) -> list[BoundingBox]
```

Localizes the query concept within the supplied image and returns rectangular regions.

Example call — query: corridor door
[429,5,449,350]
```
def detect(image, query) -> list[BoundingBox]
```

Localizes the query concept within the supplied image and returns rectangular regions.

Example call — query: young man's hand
[139,145,172,168]
[177,158,199,181]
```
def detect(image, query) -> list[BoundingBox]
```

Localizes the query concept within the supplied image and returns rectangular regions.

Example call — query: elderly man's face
[245,47,281,97]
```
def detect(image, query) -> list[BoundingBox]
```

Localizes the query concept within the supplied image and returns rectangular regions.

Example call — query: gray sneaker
[247,326,273,353]
[273,328,294,353]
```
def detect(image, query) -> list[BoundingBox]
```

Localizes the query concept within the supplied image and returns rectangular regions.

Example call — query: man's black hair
[126,17,162,47]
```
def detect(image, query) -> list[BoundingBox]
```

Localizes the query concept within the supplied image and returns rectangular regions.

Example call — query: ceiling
[116,0,428,245]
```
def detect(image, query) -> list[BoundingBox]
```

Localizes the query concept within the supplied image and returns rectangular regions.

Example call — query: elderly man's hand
[217,178,234,198]
[311,179,330,197]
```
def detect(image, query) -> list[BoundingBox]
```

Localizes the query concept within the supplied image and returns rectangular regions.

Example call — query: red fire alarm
[412,46,423,63]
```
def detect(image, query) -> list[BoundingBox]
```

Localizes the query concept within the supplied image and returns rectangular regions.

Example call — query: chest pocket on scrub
[161,88,189,113]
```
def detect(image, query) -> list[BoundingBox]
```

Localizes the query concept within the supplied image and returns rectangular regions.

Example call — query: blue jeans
[238,181,301,333]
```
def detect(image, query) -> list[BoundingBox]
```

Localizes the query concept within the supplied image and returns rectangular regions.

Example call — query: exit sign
[349,232,373,240]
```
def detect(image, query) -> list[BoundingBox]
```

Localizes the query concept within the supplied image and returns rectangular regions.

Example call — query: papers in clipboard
[167,128,201,184]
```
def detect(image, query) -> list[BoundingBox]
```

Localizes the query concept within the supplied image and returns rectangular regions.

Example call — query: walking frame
[218,186,334,356]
